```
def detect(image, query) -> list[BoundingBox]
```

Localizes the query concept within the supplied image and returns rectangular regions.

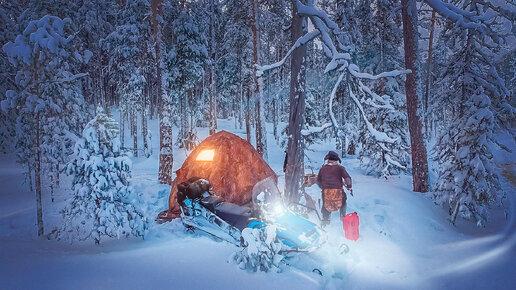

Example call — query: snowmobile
[177,177,326,252]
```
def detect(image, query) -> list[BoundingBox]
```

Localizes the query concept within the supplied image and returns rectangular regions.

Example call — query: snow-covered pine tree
[261,0,290,143]
[62,107,147,244]
[208,0,219,135]
[2,15,89,236]
[40,79,89,201]
[357,84,410,178]
[433,92,503,226]
[166,3,208,149]
[231,225,284,273]
[334,0,361,157]
[101,0,154,157]
[343,0,410,178]
[219,0,255,133]
[0,2,20,154]
[77,0,117,107]
[304,41,336,149]
[431,0,513,226]
[355,0,377,74]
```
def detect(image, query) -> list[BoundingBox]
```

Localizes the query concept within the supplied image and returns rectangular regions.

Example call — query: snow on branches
[258,0,410,177]
[423,0,516,35]
[430,0,512,225]
[433,92,503,227]
[230,225,284,273]
[60,107,147,244]
[3,15,89,212]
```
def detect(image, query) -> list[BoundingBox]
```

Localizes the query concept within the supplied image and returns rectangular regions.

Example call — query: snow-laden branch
[348,64,410,80]
[423,0,485,31]
[328,71,346,138]
[256,30,320,77]
[296,0,346,52]
[301,122,332,136]
[379,143,406,169]
[349,84,398,144]
[328,72,398,144]
[358,81,394,110]
[296,1,351,73]
[259,0,406,146]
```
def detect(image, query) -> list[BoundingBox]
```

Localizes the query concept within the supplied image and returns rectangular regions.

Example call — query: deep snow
[0,117,515,290]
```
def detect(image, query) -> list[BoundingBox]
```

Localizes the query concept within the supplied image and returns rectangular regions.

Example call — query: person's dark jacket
[316,163,352,190]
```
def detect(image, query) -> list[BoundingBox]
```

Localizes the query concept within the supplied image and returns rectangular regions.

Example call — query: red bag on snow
[342,212,359,241]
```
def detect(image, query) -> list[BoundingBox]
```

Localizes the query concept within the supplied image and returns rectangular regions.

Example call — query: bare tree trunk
[142,89,149,157]
[239,80,243,129]
[424,9,436,136]
[401,0,429,193]
[55,163,60,186]
[153,0,173,184]
[245,87,251,143]
[451,196,462,225]
[95,197,100,245]
[251,0,267,160]
[27,164,33,192]
[35,112,44,236]
[209,0,217,135]
[285,0,307,203]
[132,110,138,157]
[50,171,54,203]
[120,108,125,149]
[272,97,278,142]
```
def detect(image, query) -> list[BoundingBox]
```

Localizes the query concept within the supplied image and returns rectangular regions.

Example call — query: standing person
[316,151,353,226]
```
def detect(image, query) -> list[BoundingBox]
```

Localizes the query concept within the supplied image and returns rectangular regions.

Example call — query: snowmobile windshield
[251,177,281,206]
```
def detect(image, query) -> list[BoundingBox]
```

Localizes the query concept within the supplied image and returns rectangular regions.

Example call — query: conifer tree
[62,107,147,244]
[3,15,88,236]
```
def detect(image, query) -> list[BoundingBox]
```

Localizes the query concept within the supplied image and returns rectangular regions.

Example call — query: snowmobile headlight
[196,149,215,161]
[273,204,285,217]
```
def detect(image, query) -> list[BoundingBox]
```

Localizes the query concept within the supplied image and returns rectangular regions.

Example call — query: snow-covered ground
[1,117,515,290]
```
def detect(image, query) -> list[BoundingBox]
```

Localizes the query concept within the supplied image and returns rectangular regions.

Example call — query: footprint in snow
[374,214,385,224]
[374,199,389,206]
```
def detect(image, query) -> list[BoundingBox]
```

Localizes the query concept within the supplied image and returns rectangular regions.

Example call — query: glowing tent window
[196,149,215,161]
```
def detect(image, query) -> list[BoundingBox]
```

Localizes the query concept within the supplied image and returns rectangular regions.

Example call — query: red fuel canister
[342,212,359,241]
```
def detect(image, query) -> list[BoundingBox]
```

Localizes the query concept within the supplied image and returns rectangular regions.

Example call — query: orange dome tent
[157,130,277,222]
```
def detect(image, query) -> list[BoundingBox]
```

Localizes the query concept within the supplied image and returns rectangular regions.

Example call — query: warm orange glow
[196,149,215,161]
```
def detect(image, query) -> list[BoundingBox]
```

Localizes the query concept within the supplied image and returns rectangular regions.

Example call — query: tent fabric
[159,130,277,221]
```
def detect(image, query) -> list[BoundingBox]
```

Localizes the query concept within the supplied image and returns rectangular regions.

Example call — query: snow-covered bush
[433,92,504,226]
[231,225,284,273]
[60,107,147,244]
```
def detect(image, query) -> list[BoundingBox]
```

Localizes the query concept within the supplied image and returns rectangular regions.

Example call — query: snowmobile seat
[200,195,251,230]
[200,195,225,212]
[214,202,251,230]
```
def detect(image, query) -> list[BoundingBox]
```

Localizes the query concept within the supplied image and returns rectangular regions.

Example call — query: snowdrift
[158,131,277,221]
